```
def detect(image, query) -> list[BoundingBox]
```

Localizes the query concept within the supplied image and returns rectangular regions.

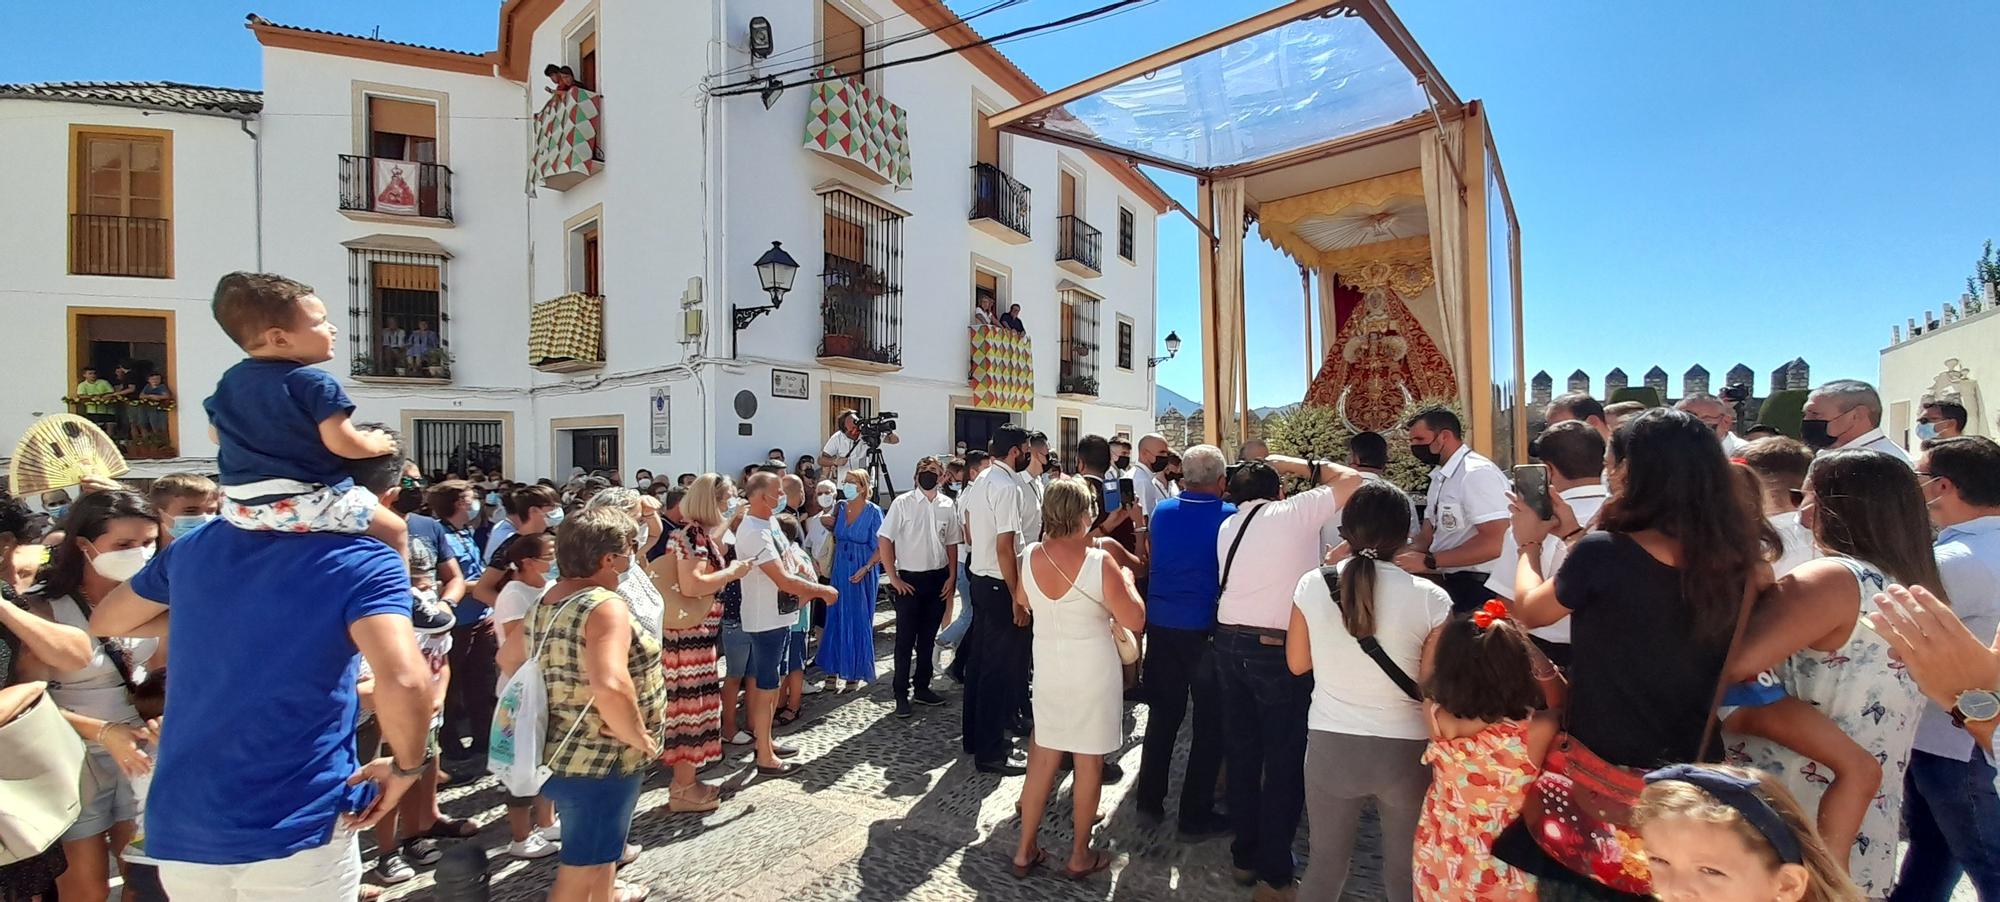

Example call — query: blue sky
[10,1,1996,408]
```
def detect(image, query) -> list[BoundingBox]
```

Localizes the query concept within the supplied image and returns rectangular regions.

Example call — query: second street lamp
[1148,330,1182,367]
[734,240,798,357]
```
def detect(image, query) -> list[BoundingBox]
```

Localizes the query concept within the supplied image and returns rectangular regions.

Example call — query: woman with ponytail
[1285,480,1452,902]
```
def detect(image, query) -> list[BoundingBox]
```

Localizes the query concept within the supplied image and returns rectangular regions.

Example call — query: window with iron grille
[819,189,904,366]
[1117,318,1134,371]
[1118,206,1135,262]
[348,248,448,379]
[1060,415,1081,469]
[1058,289,1100,396]
[411,419,501,479]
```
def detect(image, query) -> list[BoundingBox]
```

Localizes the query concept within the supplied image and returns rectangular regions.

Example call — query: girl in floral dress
[1414,607,1564,901]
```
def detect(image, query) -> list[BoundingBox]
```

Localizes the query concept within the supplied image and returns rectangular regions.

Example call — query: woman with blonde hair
[814,468,882,692]
[1010,477,1145,881]
[651,474,751,811]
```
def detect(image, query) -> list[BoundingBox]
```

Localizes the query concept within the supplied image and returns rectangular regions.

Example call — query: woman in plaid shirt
[533,507,667,902]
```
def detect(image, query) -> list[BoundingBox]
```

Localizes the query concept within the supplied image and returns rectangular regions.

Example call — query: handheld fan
[8,414,129,494]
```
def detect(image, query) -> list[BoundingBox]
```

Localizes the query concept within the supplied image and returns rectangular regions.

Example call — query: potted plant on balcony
[423,348,452,378]
[1058,374,1099,396]
[351,353,373,377]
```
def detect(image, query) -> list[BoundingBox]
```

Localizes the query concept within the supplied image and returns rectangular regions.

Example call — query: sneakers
[539,818,563,842]
[401,838,443,867]
[507,833,558,860]
[912,688,946,706]
[371,852,415,885]
[410,588,455,635]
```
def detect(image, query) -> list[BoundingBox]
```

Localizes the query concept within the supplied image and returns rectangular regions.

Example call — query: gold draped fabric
[528,292,604,371]
[1256,169,1424,264]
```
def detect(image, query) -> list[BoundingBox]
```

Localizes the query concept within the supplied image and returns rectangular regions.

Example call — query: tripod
[862,439,896,504]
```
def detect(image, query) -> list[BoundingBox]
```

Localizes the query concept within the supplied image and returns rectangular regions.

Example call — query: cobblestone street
[382,602,1386,901]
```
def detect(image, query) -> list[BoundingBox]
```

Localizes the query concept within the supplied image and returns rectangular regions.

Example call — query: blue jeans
[1891,748,2000,901]
[720,620,750,680]
[540,772,643,865]
[1213,626,1312,890]
[746,626,790,690]
[939,559,974,647]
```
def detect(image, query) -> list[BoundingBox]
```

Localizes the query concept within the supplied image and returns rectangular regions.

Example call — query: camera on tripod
[856,412,898,447]
[1721,382,1752,405]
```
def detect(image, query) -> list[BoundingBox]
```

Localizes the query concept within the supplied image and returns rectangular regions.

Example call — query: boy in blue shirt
[202,271,406,557]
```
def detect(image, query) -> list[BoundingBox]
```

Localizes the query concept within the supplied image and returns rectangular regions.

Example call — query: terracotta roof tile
[244,13,489,58]
[0,81,262,115]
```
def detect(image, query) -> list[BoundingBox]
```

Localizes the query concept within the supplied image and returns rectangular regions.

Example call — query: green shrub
[1608,387,1662,408]
[1757,390,1809,438]
[1265,396,1461,496]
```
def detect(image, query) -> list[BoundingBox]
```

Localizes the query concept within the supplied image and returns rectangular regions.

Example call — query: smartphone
[1118,476,1136,499]
[1512,464,1553,521]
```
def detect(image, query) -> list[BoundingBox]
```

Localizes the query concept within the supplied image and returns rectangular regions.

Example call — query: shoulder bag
[1515,575,1758,893]
[1317,565,1422,701]
[646,528,719,633]
[0,682,86,864]
[1216,501,1270,597]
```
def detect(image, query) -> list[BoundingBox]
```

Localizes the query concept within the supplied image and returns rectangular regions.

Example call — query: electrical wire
[707,0,1146,97]
[711,0,1027,79]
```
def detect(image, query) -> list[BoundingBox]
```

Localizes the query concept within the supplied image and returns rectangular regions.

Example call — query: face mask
[917,472,940,491]
[776,496,792,513]
[1410,442,1442,467]
[841,483,860,500]
[1116,455,1132,471]
[817,493,836,509]
[485,492,501,507]
[1799,418,1835,451]
[543,506,566,527]
[1147,457,1169,473]
[467,500,482,519]
[89,543,154,581]
[638,478,653,489]
[47,504,67,523]
[1915,421,1939,442]
[169,513,215,538]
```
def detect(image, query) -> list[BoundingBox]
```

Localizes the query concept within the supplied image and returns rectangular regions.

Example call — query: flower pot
[822,334,860,358]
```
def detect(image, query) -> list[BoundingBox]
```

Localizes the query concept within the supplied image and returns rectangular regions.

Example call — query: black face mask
[1146,456,1169,473]
[916,472,940,491]
[1116,455,1132,470]
[1799,418,1835,450]
[1410,442,1443,467]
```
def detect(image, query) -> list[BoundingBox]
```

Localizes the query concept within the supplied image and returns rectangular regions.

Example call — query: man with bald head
[1801,379,1910,464]
[780,472,806,514]
[1132,433,1177,516]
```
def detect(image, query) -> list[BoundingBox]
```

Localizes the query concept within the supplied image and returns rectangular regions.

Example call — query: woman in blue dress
[814,468,882,691]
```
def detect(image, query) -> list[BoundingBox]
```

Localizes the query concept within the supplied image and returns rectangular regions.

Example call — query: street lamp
[734,241,798,356]
[1147,330,1181,367]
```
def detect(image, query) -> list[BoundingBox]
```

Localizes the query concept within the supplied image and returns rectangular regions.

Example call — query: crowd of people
[5,269,2000,902]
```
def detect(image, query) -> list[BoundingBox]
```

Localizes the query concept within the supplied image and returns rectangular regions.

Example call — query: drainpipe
[238,117,263,269]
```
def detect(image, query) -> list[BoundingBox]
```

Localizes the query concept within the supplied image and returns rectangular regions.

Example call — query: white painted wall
[0,98,257,469]
[1879,309,2000,448]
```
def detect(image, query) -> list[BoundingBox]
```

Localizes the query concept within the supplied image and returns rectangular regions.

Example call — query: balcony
[1056,214,1102,277]
[529,292,605,373]
[70,214,169,278]
[969,324,1033,411]
[533,87,604,191]
[819,258,900,371]
[969,162,1031,244]
[339,155,453,223]
[803,68,911,189]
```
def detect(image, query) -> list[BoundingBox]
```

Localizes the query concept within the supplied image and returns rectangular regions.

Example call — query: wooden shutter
[823,2,865,78]
[975,113,999,166]
[578,32,599,89]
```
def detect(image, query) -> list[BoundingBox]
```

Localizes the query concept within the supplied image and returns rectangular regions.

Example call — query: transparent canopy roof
[1009,8,1432,173]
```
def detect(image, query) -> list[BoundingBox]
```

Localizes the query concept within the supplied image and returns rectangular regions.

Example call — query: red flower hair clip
[1471,600,1511,630]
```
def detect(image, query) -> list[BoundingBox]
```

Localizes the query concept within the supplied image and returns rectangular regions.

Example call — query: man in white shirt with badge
[819,409,900,476]
[1487,421,1608,668]
[1131,433,1177,516]
[1800,379,1911,465]
[879,456,960,719]
[958,425,1035,774]
[1397,407,1512,612]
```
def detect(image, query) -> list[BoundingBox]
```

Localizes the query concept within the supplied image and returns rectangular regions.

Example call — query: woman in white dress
[1010,477,1146,881]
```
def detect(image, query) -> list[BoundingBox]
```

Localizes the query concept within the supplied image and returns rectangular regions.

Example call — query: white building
[1879,289,1998,449]
[243,0,1170,486]
[0,82,263,475]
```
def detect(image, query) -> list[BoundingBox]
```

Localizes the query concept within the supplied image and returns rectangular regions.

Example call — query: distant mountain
[1252,403,1301,419]
[1156,384,1200,414]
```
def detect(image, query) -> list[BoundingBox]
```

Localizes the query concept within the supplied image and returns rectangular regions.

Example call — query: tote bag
[488,591,590,796]
[0,683,85,864]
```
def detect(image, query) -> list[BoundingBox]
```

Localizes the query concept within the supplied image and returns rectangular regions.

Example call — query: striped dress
[655,523,727,768]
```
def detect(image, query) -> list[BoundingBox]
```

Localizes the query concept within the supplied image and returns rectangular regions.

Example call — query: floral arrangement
[1263,395,1463,496]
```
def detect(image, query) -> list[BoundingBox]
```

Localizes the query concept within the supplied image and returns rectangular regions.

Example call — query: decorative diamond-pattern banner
[803,68,911,189]
[529,292,604,371]
[970,325,1033,411]
[533,87,603,190]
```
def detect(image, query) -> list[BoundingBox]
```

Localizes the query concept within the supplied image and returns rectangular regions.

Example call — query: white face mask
[816,493,835,509]
[89,544,154,582]
[638,478,654,489]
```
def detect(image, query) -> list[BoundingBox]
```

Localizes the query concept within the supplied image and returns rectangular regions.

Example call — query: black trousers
[1434,570,1497,613]
[961,574,1029,763]
[441,617,499,763]
[891,567,949,702]
[1214,627,1313,890]
[1135,624,1224,821]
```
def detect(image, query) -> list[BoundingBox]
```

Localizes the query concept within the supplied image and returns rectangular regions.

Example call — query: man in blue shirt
[1134,443,1235,837]
[90,430,431,900]
[406,479,495,780]
[1896,436,2000,899]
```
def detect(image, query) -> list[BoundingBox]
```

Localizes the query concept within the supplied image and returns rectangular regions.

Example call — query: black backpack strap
[1318,565,1422,702]
[1217,501,1270,597]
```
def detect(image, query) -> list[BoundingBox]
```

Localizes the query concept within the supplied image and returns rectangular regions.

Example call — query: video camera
[1721,382,1752,405]
[856,412,899,447]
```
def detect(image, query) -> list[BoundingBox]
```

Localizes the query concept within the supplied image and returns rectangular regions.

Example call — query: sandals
[1009,847,1050,880]
[755,760,802,777]
[419,817,479,839]
[613,880,652,902]
[668,783,720,813]
[1064,849,1114,881]
[774,706,802,727]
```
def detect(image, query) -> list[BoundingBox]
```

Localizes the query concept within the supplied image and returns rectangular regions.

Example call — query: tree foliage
[1263,396,1462,496]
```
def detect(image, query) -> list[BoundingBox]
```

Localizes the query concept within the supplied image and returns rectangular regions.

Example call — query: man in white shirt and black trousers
[879,455,960,719]
[1211,454,1364,896]
[819,409,901,477]
[1396,407,1512,612]
[958,425,1040,774]
[1486,420,1608,669]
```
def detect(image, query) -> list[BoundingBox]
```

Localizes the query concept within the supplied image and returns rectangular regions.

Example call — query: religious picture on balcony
[373,158,420,216]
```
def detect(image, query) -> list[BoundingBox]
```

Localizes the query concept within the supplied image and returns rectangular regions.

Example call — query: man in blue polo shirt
[407,479,495,779]
[1133,443,1235,837]
[90,429,433,900]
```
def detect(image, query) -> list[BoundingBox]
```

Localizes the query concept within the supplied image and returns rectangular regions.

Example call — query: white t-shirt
[1484,484,1610,645]
[1768,510,1818,577]
[1216,486,1343,630]
[1134,469,1177,516]
[493,579,548,628]
[1293,559,1451,740]
[1423,445,1512,573]
[821,430,868,473]
[735,514,792,633]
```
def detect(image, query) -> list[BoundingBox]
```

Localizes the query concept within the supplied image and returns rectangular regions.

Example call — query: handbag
[0,682,87,864]
[1517,575,1758,893]
[646,531,719,633]
[1317,565,1422,701]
